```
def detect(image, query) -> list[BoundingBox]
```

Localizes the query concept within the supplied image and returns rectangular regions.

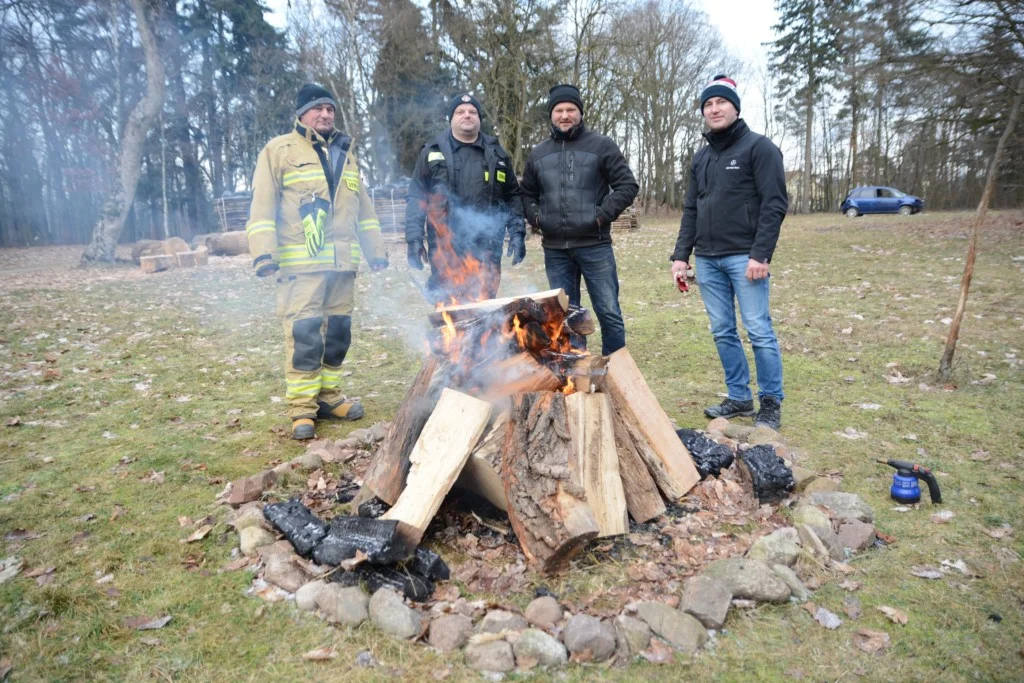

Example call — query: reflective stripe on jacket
[246,120,384,274]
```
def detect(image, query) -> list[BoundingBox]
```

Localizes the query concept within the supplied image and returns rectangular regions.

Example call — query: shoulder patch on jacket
[427,151,445,162]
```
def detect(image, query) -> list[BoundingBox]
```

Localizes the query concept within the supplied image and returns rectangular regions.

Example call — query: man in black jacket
[405,93,525,303]
[671,75,788,429]
[521,84,638,356]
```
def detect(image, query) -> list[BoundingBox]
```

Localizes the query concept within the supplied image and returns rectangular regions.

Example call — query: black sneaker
[754,397,782,430]
[704,398,755,419]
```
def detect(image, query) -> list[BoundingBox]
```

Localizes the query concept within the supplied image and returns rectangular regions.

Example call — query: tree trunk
[938,76,1024,381]
[81,0,164,263]
[802,72,814,214]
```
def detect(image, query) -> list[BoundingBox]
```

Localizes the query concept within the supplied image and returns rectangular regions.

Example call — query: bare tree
[81,0,164,263]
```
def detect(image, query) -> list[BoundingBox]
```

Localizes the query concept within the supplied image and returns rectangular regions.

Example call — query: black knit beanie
[296,84,337,117]
[699,75,740,114]
[547,84,584,116]
[447,93,483,121]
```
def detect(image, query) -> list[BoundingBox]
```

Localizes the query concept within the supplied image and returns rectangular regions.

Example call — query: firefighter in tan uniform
[246,84,388,440]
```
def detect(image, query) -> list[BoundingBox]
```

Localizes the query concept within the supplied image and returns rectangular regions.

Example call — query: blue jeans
[543,243,626,356]
[694,254,784,402]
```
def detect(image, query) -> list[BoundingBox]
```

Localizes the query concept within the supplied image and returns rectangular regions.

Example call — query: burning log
[455,411,510,511]
[612,413,666,523]
[604,348,701,500]
[565,355,608,394]
[357,355,442,506]
[428,288,569,328]
[477,353,562,402]
[382,388,492,546]
[564,305,596,336]
[502,392,599,573]
[565,393,629,537]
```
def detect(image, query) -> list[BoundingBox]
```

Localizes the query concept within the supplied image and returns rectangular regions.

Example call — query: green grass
[1,211,1022,681]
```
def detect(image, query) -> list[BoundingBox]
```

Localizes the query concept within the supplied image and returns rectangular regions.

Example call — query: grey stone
[239,526,276,556]
[428,614,474,652]
[262,554,308,593]
[797,524,832,562]
[792,505,832,530]
[837,520,877,551]
[295,579,324,612]
[369,588,422,639]
[317,584,369,626]
[464,640,515,673]
[290,451,323,472]
[723,423,754,441]
[771,564,811,601]
[680,575,733,629]
[702,558,792,603]
[746,528,801,567]
[614,615,651,656]
[803,477,841,494]
[808,492,874,523]
[635,602,709,654]
[747,425,780,445]
[230,504,269,532]
[563,614,616,662]
[791,467,819,492]
[524,596,563,629]
[347,428,372,443]
[810,524,844,561]
[478,609,529,634]
[513,629,568,667]
[367,422,389,442]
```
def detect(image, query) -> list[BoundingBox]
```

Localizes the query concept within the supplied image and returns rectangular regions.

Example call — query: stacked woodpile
[356,289,700,574]
[611,205,640,231]
[215,193,252,233]
[369,186,409,235]
[131,237,209,273]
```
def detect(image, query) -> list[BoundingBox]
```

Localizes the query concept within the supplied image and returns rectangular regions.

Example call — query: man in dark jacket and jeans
[521,84,639,356]
[671,75,788,429]
[406,93,525,303]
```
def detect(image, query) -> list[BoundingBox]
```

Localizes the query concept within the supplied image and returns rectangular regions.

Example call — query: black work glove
[507,232,526,265]
[407,239,427,270]
[370,256,389,272]
[253,255,279,278]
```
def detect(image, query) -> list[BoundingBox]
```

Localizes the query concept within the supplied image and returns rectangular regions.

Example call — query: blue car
[840,186,924,217]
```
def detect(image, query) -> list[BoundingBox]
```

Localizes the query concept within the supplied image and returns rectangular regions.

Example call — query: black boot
[754,397,782,430]
[704,398,755,419]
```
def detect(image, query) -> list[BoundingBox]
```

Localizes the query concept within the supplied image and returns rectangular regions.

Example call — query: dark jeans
[543,242,625,356]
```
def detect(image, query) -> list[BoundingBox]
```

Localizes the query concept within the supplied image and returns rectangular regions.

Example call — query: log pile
[369,186,409,234]
[132,237,209,273]
[358,288,700,574]
[610,205,640,231]
[215,193,252,233]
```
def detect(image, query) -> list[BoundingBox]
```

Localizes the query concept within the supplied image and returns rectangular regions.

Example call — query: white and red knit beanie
[699,75,740,113]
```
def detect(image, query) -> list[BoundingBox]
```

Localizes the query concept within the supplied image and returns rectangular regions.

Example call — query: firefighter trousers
[276,271,355,420]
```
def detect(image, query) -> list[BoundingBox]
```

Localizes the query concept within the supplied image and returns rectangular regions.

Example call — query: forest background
[0,0,1019,249]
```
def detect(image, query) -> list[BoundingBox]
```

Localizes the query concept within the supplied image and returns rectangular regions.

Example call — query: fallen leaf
[839,580,861,592]
[941,559,975,576]
[340,549,369,571]
[985,524,1013,539]
[180,524,213,544]
[141,471,165,485]
[801,601,818,617]
[24,566,55,579]
[140,638,162,646]
[110,505,125,521]
[0,557,23,585]
[853,628,890,654]
[0,657,11,679]
[911,566,942,580]
[4,417,20,427]
[813,606,843,630]
[640,637,674,664]
[3,529,41,542]
[222,557,252,572]
[123,615,172,631]
[877,606,908,625]
[302,646,338,661]
[95,573,114,584]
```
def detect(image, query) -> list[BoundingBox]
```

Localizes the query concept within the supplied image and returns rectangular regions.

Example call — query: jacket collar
[294,119,339,147]
[550,120,586,141]
[703,118,748,152]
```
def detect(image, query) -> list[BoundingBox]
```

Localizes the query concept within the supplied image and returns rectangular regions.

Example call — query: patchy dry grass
[1,211,1022,681]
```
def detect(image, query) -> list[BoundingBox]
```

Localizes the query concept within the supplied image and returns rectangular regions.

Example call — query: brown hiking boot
[291,418,316,440]
[316,399,364,421]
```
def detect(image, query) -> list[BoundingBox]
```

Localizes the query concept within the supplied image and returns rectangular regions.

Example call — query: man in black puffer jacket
[670,75,788,430]
[521,84,639,355]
